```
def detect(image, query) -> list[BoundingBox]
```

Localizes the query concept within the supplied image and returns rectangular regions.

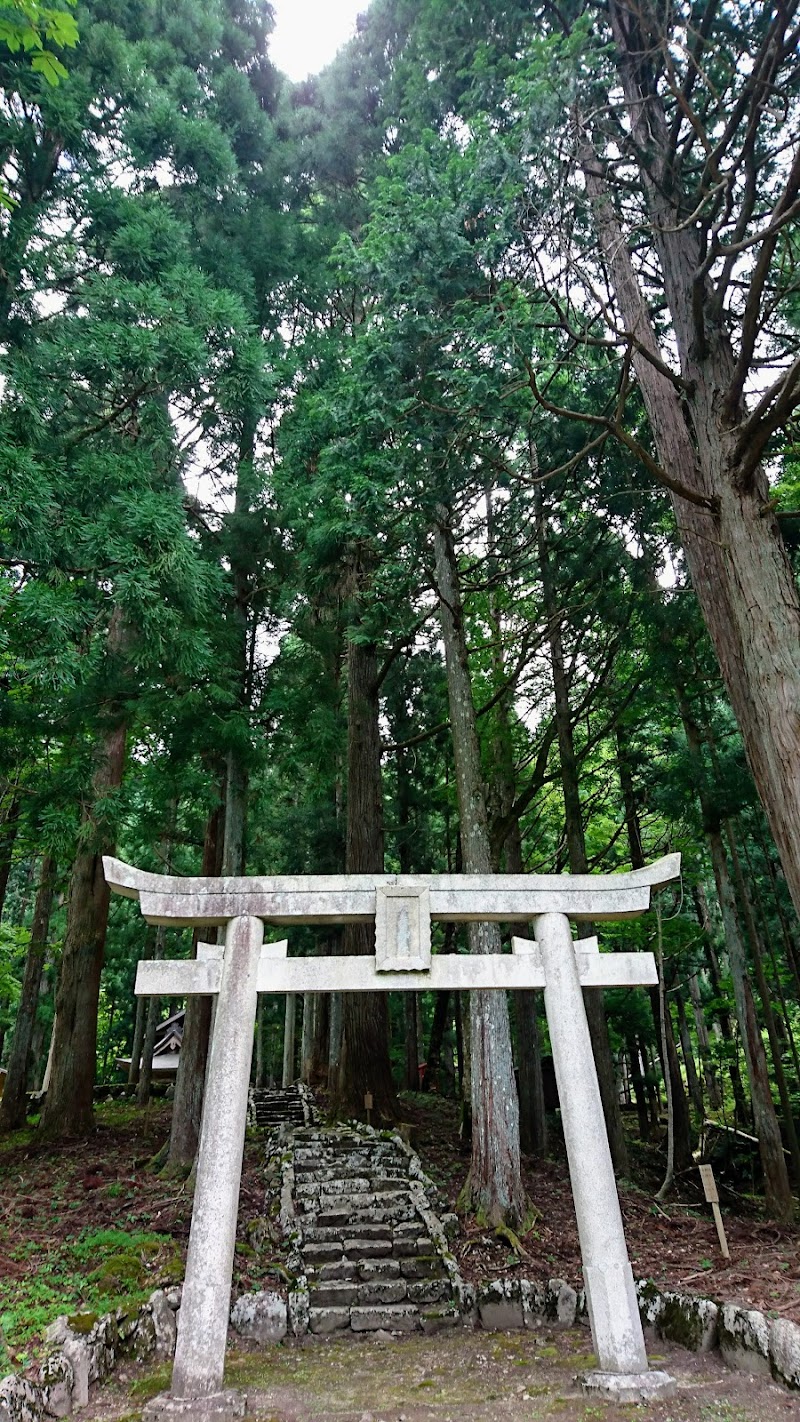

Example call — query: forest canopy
[1,0,800,1228]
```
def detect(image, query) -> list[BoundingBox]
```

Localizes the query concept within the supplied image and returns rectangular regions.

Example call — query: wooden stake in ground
[699,1163,730,1259]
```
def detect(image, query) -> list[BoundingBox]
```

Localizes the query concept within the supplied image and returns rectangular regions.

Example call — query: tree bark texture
[688,970,722,1112]
[434,512,525,1227]
[39,719,127,1138]
[0,854,57,1132]
[332,634,397,1122]
[0,794,21,923]
[678,698,793,1215]
[137,927,166,1108]
[648,981,693,1175]
[580,38,800,923]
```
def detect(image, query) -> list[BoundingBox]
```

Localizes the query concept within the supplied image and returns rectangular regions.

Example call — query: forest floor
[68,1326,799,1422]
[1,1093,799,1382]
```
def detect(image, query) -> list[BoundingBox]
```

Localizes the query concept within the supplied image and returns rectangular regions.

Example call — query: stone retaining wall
[3,1273,799,1418]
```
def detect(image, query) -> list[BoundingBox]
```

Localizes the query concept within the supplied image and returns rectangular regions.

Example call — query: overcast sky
[270,0,370,81]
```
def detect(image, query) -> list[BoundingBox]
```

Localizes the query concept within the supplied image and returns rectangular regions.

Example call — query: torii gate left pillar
[104,855,681,1417]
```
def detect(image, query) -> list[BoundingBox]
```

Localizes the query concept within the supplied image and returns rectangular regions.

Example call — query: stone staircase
[248,1084,312,1131]
[272,1124,465,1337]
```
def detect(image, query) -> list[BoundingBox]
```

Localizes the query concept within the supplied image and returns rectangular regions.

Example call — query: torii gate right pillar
[536,912,675,1400]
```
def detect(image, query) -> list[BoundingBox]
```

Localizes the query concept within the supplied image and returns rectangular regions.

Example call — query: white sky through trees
[270,0,370,81]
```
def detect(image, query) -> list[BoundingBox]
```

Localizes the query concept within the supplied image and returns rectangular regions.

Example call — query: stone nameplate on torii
[103,853,681,1419]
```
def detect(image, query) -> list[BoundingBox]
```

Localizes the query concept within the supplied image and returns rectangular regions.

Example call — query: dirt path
[85,1325,796,1422]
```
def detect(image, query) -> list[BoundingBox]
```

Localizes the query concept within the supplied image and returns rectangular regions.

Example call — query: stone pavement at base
[79,1324,798,1422]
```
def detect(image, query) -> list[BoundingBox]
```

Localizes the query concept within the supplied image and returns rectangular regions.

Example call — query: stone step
[309,1278,409,1308]
[306,1257,402,1282]
[302,1223,393,1245]
[313,1200,417,1227]
[350,1304,420,1333]
[277,1119,458,1338]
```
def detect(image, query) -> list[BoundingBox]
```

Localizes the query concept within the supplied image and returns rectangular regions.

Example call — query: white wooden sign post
[104,853,681,1417]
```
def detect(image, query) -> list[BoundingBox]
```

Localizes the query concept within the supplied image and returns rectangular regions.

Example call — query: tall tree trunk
[581,110,800,924]
[0,794,21,923]
[162,793,224,1175]
[692,884,748,1121]
[434,511,525,1228]
[725,825,800,1187]
[688,971,722,1112]
[425,988,451,1092]
[0,855,57,1132]
[648,980,694,1175]
[332,634,397,1121]
[536,485,629,1174]
[282,994,297,1086]
[300,991,315,1084]
[39,717,127,1139]
[309,934,334,1086]
[484,484,547,1161]
[679,698,794,1216]
[626,1033,650,1140]
[137,927,166,1108]
[675,988,703,1119]
[707,826,794,1218]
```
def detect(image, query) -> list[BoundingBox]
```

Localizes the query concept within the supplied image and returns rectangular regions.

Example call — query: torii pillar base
[143,1388,246,1421]
[579,1370,677,1402]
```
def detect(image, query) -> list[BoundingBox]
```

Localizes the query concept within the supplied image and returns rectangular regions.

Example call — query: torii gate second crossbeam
[104,854,681,1418]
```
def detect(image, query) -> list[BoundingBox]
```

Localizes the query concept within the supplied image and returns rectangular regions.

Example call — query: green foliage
[1,1227,180,1356]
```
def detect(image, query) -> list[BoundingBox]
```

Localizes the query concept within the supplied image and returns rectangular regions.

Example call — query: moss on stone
[67,1312,99,1334]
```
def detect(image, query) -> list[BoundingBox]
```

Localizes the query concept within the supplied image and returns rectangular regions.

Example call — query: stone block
[44,1320,69,1350]
[407,1280,448,1304]
[350,1305,419,1333]
[635,1279,665,1337]
[400,1255,442,1280]
[60,1340,89,1410]
[420,1304,461,1335]
[38,1354,74,1419]
[288,1287,309,1338]
[659,1291,718,1353]
[230,1291,287,1344]
[149,1291,178,1358]
[343,1239,385,1260]
[308,1307,351,1335]
[317,1260,356,1282]
[303,1242,343,1263]
[545,1279,578,1326]
[357,1259,400,1281]
[719,1303,771,1376]
[309,1281,360,1307]
[0,1376,44,1422]
[131,1309,157,1362]
[391,1239,418,1258]
[477,1280,525,1332]
[358,1280,408,1306]
[520,1279,546,1328]
[769,1317,800,1389]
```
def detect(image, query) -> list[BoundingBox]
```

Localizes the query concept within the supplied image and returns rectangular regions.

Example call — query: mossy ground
[79,1325,796,1422]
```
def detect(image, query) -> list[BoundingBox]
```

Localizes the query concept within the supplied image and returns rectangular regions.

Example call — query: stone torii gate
[104,853,681,1418]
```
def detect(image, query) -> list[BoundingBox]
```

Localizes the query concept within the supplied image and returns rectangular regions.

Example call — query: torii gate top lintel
[102,851,681,928]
